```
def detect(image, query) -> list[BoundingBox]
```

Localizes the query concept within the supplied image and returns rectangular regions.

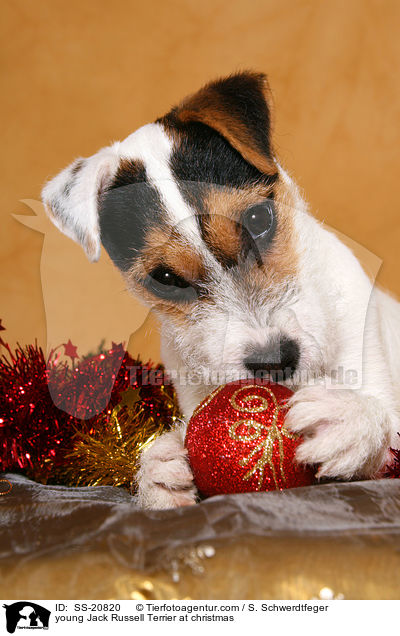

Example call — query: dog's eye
[145,266,198,302]
[243,201,275,239]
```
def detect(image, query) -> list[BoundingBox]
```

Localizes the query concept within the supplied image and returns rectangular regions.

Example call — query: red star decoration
[63,339,79,360]
[111,341,125,354]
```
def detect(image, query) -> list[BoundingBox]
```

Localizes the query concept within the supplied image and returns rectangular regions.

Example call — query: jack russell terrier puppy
[42,72,400,509]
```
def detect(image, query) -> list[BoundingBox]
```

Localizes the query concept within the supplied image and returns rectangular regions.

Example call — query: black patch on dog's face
[99,159,164,271]
[164,119,277,192]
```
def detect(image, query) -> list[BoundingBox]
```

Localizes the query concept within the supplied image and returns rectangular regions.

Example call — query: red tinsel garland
[0,321,180,488]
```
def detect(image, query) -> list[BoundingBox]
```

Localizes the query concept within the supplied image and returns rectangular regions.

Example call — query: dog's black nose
[244,338,300,380]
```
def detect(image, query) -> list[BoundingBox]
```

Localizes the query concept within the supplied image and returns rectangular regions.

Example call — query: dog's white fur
[42,122,400,510]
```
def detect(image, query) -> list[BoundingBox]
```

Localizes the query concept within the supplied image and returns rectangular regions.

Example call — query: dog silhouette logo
[3,602,50,633]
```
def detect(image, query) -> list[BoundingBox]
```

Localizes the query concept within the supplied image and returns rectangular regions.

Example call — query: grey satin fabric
[1,474,399,571]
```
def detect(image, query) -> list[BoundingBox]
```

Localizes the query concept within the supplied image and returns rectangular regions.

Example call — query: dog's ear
[41,147,119,261]
[166,71,275,175]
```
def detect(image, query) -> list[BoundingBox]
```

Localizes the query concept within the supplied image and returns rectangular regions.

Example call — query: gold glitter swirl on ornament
[230,419,261,442]
[230,386,271,413]
[229,386,297,489]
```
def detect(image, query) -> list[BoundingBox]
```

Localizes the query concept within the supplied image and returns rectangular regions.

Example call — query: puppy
[42,72,400,509]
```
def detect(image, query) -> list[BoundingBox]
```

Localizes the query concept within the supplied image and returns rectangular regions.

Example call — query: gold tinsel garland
[59,386,182,490]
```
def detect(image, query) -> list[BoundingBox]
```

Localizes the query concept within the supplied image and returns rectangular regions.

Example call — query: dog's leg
[135,422,197,509]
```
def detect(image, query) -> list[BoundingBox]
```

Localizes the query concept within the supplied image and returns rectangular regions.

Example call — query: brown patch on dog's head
[200,180,299,288]
[252,177,299,286]
[198,183,274,268]
[141,225,205,282]
[123,223,206,325]
[162,71,276,176]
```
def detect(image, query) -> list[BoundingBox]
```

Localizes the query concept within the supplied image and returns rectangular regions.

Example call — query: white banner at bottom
[1,599,398,635]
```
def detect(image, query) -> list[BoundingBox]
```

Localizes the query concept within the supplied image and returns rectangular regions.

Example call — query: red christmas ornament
[185,380,315,497]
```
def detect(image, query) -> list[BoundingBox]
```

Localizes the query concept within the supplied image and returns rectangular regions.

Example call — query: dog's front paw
[285,385,395,480]
[135,427,198,509]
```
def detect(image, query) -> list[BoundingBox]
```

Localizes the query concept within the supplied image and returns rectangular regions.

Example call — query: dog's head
[42,72,333,386]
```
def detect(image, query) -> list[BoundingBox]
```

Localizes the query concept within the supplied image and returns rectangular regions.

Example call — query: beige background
[1,0,400,362]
